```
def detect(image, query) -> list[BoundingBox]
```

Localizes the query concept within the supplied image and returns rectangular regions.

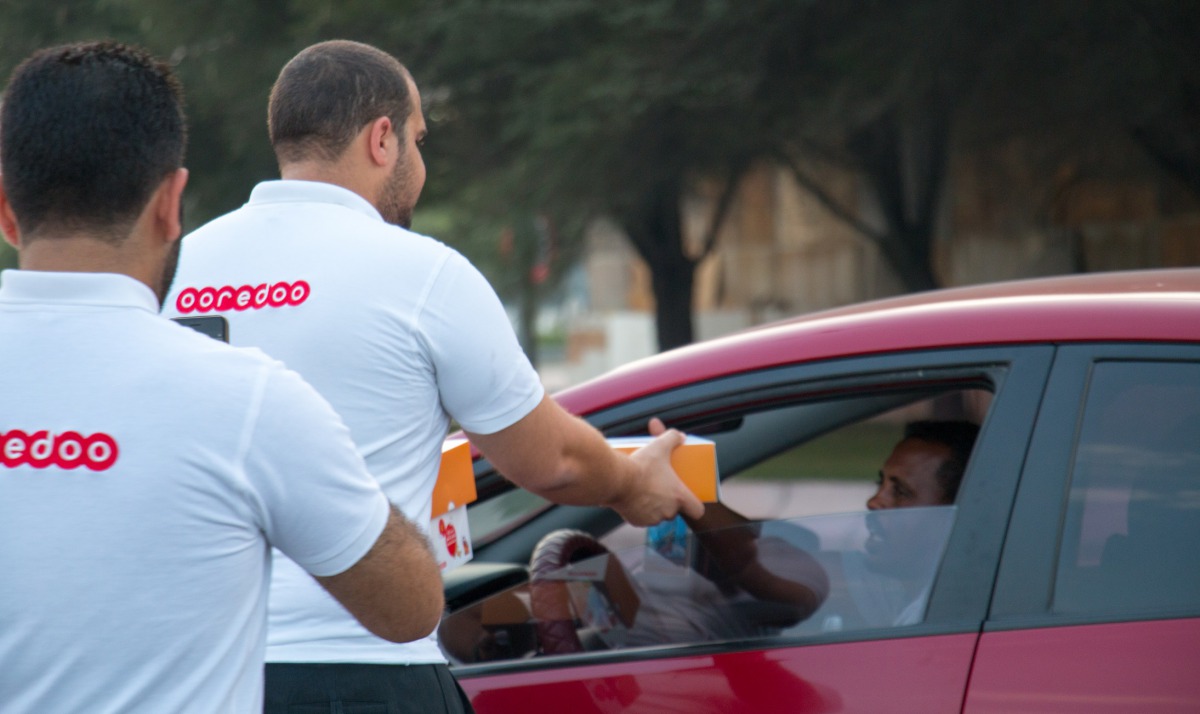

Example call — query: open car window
[466,379,992,551]
[442,386,987,663]
[440,506,957,663]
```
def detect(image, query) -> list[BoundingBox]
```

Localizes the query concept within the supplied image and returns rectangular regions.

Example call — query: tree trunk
[649,261,696,351]
[506,215,544,367]
[617,176,698,352]
[875,231,940,294]
[518,276,540,368]
[848,104,951,294]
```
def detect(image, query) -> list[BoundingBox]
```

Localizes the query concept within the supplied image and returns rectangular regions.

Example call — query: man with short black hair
[868,419,979,512]
[858,419,979,625]
[167,39,704,713]
[0,41,443,713]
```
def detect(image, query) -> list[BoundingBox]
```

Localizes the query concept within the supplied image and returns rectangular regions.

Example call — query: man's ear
[366,116,394,168]
[151,168,189,244]
[0,180,22,249]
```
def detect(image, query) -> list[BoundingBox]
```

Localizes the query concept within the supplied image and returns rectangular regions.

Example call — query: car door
[966,344,1200,713]
[451,345,1054,713]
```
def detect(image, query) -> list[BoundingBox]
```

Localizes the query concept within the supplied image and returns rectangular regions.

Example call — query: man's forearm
[467,396,703,525]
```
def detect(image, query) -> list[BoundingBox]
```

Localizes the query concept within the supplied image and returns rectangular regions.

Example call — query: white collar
[247,180,383,222]
[0,270,159,313]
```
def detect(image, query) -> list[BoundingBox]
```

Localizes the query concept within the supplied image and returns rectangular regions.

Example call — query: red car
[439,269,1200,713]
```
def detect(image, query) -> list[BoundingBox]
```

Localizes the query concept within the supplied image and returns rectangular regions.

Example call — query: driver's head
[864,420,979,576]
[867,420,979,510]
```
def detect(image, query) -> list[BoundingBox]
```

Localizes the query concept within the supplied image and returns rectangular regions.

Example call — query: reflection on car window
[446,385,988,663]
[468,488,551,546]
[439,507,957,664]
[1054,361,1200,617]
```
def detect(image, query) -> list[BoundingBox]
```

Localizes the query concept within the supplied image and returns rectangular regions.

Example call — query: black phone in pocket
[173,315,229,343]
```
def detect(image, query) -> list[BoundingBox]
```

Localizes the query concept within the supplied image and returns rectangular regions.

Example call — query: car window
[468,488,551,546]
[1053,360,1200,617]
[467,387,990,549]
[439,506,957,664]
[606,388,988,544]
[441,388,987,663]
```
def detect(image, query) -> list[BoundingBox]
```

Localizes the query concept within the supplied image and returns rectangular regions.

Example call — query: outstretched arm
[466,397,705,527]
[684,501,829,619]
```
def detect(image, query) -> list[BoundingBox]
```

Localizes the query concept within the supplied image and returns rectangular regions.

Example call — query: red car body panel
[964,619,1200,713]
[463,634,979,713]
[556,269,1200,416]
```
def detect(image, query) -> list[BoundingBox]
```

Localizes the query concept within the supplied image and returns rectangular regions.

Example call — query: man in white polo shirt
[0,41,443,713]
[166,40,704,713]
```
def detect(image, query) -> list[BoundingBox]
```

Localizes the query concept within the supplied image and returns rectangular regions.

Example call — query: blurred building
[542,129,1200,390]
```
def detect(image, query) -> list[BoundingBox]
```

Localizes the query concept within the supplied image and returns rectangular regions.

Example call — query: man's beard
[156,237,181,308]
[377,158,417,229]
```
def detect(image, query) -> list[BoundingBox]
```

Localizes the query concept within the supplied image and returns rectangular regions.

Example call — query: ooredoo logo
[175,280,311,314]
[1,429,119,471]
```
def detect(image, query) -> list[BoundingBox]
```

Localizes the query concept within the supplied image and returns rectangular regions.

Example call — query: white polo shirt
[0,270,391,712]
[166,180,544,664]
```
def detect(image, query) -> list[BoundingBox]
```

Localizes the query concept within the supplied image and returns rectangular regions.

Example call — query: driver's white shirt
[0,270,390,712]
[166,180,545,664]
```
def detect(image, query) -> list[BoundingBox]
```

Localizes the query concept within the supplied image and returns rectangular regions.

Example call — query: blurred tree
[394,0,1200,342]
[390,0,1052,335]
[0,0,299,230]
[2,0,1196,342]
[0,1,138,75]
[394,1,762,350]
[1119,0,1200,199]
[118,0,309,227]
[0,0,142,274]
[751,0,991,293]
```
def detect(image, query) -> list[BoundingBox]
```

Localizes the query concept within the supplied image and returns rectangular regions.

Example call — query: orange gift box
[431,438,478,518]
[607,435,720,502]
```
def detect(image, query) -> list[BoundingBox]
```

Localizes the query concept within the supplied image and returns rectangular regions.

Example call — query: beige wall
[587,131,1200,324]
[560,130,1200,384]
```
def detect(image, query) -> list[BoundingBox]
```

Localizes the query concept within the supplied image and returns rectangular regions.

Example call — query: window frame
[449,345,1053,675]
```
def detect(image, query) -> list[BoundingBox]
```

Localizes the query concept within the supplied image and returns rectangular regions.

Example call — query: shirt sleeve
[240,364,391,577]
[419,251,545,435]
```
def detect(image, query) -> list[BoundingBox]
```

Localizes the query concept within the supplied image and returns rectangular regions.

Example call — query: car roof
[556,268,1200,415]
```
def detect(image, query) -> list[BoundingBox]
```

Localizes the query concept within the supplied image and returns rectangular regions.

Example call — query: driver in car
[857,419,979,625]
[441,420,979,658]
[627,419,979,643]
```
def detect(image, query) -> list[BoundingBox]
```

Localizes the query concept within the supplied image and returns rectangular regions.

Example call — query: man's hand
[468,399,704,527]
[607,418,706,526]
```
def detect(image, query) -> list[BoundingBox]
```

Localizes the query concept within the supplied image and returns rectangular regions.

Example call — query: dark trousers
[264,662,475,714]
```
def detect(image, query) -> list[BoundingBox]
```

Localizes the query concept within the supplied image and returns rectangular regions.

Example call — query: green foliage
[117,0,310,227]
[738,421,900,482]
[0,1,141,75]
[389,1,790,348]
[405,1,764,218]
[0,242,16,273]
[2,0,1197,330]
